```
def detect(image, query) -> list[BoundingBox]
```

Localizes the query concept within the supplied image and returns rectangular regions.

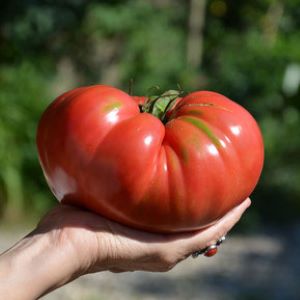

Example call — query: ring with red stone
[192,236,226,258]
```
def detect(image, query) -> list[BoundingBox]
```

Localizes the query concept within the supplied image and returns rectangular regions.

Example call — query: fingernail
[245,198,252,208]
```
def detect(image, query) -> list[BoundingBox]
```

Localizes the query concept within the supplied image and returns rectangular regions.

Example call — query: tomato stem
[141,89,184,124]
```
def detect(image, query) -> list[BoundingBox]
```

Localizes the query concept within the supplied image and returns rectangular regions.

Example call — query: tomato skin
[37,85,264,233]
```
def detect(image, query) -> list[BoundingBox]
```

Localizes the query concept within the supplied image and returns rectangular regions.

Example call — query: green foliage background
[0,0,299,227]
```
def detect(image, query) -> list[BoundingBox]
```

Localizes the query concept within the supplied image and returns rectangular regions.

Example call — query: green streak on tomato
[185,110,203,116]
[181,116,221,148]
[181,147,189,163]
[103,101,122,112]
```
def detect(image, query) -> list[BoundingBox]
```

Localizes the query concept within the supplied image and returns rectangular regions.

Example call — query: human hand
[0,198,250,300]
[37,197,251,274]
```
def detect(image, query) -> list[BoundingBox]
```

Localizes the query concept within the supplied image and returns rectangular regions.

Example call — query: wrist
[0,229,80,299]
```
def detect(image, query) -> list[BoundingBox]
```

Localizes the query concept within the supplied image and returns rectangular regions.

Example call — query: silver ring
[216,235,226,246]
[192,235,226,258]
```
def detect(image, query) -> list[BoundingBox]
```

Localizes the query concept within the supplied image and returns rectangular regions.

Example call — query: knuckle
[157,253,176,272]
[156,249,186,272]
[158,261,175,272]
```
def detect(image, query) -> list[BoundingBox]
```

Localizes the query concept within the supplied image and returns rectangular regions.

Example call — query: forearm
[0,230,79,300]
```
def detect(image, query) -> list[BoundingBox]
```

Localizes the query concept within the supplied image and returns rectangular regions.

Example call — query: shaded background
[0,0,299,299]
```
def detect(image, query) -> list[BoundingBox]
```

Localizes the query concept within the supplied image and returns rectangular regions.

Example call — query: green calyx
[140,90,183,124]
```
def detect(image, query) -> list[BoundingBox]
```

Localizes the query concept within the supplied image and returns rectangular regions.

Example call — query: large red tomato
[37,85,264,233]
